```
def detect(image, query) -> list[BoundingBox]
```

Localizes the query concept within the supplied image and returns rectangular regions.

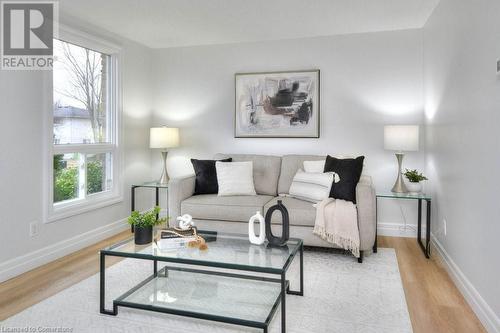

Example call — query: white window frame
[43,24,123,223]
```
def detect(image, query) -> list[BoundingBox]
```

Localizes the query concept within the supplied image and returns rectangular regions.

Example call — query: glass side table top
[103,231,302,273]
[377,192,431,200]
[133,181,169,188]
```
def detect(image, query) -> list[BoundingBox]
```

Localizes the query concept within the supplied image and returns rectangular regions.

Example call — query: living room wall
[151,29,426,230]
[0,17,153,281]
[424,0,500,329]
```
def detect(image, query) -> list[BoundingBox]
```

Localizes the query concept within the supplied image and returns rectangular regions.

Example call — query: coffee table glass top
[103,231,302,273]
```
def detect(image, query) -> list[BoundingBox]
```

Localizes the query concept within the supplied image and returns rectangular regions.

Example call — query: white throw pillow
[303,160,326,173]
[216,161,256,196]
[289,169,339,203]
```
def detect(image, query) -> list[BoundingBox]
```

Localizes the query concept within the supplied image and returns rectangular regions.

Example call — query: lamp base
[391,153,408,193]
[158,151,169,184]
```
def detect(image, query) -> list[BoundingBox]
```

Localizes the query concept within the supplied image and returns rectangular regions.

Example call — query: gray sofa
[168,154,377,261]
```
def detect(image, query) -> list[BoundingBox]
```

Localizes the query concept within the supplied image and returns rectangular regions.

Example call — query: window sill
[45,194,123,223]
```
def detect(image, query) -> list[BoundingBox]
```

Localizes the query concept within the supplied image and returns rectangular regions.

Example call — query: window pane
[53,39,110,145]
[53,154,81,203]
[86,153,113,195]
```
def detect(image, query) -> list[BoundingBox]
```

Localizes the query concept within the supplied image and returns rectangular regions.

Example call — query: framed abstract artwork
[234,70,320,138]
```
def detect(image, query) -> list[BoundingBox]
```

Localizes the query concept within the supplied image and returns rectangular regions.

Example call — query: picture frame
[234,69,320,138]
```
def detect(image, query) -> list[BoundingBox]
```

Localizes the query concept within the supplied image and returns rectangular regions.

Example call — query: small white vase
[406,181,422,194]
[248,211,266,245]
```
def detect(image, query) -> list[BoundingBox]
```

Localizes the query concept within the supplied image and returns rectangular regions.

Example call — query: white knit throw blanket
[313,198,360,258]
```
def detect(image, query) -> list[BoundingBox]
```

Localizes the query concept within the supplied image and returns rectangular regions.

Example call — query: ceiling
[59,0,440,49]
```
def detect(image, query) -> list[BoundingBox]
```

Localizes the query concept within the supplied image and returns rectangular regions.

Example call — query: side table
[131,182,169,232]
[376,192,432,258]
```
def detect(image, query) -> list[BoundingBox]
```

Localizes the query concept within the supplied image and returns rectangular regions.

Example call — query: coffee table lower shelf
[103,266,289,332]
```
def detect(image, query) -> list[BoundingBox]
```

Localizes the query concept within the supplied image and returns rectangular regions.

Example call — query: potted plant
[404,169,428,194]
[128,206,168,245]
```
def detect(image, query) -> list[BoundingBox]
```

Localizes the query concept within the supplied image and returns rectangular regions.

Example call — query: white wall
[0,18,153,280]
[151,29,426,232]
[424,0,500,330]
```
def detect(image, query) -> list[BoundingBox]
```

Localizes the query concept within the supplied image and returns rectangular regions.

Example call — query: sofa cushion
[216,161,256,196]
[289,169,335,203]
[181,194,274,222]
[263,196,316,227]
[278,155,325,194]
[191,158,232,195]
[303,159,326,173]
[324,155,364,203]
[214,153,281,196]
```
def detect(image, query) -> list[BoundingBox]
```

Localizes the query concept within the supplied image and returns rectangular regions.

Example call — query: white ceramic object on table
[248,211,266,245]
[177,214,194,230]
[406,181,422,194]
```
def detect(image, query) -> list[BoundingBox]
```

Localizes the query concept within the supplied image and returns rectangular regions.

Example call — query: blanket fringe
[313,225,360,258]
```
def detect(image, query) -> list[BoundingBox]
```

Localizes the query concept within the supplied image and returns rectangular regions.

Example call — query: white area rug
[1,249,412,333]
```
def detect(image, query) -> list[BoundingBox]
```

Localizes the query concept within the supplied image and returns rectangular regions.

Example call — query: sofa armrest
[168,176,195,220]
[356,176,376,251]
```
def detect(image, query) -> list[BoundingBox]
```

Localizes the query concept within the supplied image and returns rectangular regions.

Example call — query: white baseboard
[0,218,129,283]
[377,222,422,238]
[432,234,500,333]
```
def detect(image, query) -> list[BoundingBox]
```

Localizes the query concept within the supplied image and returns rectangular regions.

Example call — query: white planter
[406,181,422,194]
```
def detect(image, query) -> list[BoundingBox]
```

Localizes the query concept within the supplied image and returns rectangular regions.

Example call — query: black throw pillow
[191,158,232,195]
[323,155,365,203]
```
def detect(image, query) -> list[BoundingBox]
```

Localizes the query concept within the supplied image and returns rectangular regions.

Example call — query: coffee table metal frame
[99,235,304,333]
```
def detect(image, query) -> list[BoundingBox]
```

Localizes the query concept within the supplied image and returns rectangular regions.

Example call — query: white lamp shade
[150,127,179,149]
[384,125,419,152]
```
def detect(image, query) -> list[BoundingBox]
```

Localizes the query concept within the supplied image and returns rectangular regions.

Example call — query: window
[46,30,121,222]
[53,39,111,145]
[53,152,113,203]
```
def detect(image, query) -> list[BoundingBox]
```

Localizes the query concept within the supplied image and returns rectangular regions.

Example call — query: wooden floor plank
[0,231,127,321]
[382,236,486,333]
[0,233,487,332]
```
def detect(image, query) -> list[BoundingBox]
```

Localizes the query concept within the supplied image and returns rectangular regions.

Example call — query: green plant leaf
[403,168,428,182]
[127,206,170,227]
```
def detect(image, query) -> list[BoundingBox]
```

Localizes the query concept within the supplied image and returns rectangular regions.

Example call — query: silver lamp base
[158,151,169,184]
[391,153,408,193]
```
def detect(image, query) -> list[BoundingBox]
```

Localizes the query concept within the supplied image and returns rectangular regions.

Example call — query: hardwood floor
[0,233,486,332]
[378,237,486,333]
[0,232,127,322]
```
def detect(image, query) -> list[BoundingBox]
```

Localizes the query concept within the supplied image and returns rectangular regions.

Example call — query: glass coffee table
[100,231,304,333]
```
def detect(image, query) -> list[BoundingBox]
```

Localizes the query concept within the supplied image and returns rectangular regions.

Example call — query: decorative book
[159,227,197,239]
[155,227,198,250]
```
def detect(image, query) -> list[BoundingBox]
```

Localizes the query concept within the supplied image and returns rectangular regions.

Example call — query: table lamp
[384,125,419,193]
[150,126,179,184]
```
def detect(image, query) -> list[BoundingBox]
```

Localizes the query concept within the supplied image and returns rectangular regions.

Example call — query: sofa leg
[357,251,363,263]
